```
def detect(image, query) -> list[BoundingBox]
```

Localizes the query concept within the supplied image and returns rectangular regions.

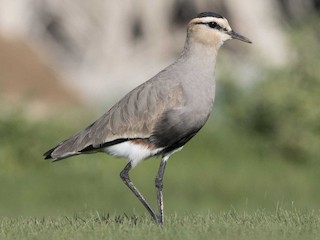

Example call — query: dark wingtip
[43,147,55,160]
[196,12,224,19]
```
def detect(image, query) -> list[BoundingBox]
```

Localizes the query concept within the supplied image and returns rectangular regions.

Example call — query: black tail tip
[43,148,55,160]
[44,154,52,160]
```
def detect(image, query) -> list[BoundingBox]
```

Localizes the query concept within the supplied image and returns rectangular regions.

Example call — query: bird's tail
[43,131,89,161]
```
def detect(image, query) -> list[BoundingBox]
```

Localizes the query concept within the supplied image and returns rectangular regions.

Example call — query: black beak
[229,30,252,44]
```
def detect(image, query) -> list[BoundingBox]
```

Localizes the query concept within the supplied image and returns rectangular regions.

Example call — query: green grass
[1,208,320,240]
[1,112,320,225]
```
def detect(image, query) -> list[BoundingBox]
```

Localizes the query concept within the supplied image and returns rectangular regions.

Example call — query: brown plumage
[44,12,251,224]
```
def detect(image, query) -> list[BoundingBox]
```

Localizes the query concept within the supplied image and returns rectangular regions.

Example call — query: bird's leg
[120,162,158,222]
[155,156,168,224]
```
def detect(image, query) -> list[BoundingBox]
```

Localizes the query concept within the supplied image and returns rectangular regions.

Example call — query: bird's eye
[208,22,217,28]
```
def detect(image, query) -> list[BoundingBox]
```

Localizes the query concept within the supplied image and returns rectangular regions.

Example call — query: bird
[43,11,251,224]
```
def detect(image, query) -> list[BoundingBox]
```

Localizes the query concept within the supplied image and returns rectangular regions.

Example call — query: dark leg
[120,162,158,222]
[155,156,168,224]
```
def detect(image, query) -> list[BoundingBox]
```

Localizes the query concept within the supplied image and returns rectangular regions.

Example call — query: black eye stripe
[196,21,227,32]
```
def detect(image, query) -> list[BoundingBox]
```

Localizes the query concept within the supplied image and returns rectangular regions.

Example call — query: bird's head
[187,12,252,50]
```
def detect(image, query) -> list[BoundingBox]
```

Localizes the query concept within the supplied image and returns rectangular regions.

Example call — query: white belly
[104,141,164,167]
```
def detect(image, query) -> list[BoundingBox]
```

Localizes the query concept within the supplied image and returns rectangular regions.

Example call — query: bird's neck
[178,38,219,71]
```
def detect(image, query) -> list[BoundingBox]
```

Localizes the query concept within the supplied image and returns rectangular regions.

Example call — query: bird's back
[44,59,214,160]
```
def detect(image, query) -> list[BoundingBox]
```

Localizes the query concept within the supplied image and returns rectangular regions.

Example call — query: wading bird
[44,12,251,224]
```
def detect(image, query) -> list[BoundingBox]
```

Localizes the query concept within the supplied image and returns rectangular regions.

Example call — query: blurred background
[0,0,320,217]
